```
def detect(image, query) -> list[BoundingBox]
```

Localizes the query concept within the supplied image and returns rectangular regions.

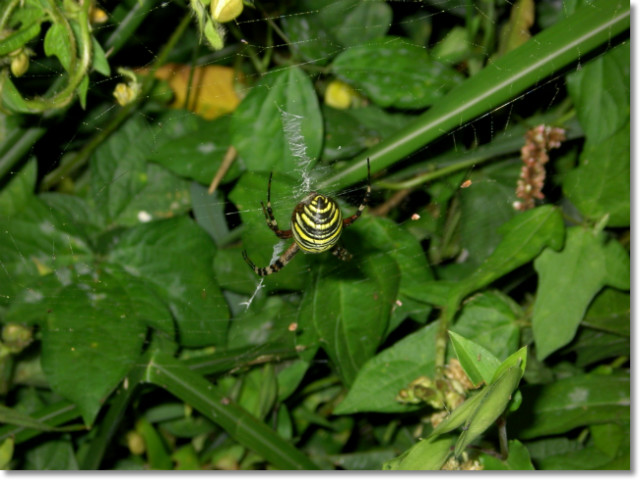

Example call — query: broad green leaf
[448,331,501,386]
[227,297,297,349]
[350,216,434,332]
[191,185,229,246]
[458,161,519,267]
[480,440,535,470]
[321,106,413,162]
[89,116,193,226]
[236,364,277,421]
[107,217,229,347]
[331,36,464,109]
[299,250,398,386]
[582,287,630,336]
[383,435,455,470]
[23,438,78,470]
[532,227,630,360]
[89,117,152,221]
[568,329,629,368]
[40,273,148,425]
[456,205,565,299]
[591,423,628,460]
[319,0,392,47]
[335,321,439,414]
[280,9,336,66]
[566,41,629,144]
[231,67,322,173]
[563,122,630,227]
[0,157,36,216]
[0,197,93,306]
[511,371,630,439]
[148,115,241,185]
[450,291,520,361]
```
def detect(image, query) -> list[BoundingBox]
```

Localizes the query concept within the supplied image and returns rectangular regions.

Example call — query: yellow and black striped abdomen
[291,193,343,253]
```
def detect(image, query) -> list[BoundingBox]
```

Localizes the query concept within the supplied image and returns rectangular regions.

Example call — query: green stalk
[317,1,630,191]
[40,13,192,191]
[104,0,158,55]
[145,351,318,470]
[0,401,80,444]
[0,127,45,180]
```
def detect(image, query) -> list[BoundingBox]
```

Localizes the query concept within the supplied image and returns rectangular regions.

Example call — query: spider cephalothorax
[242,158,371,276]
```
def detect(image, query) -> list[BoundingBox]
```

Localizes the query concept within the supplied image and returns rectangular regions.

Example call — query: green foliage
[0,0,629,471]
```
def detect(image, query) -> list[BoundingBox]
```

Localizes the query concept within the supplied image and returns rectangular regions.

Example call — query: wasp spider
[242,158,371,276]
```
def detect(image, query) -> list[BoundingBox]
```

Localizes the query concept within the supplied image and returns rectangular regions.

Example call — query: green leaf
[0,157,36,216]
[319,0,392,47]
[453,365,522,457]
[458,161,519,267]
[456,205,565,300]
[480,440,535,470]
[568,329,629,368]
[231,67,322,173]
[148,115,241,185]
[43,22,73,72]
[566,41,629,144]
[91,36,111,76]
[448,331,501,386]
[582,287,630,336]
[89,117,191,227]
[321,106,413,162]
[563,122,630,227]
[350,216,434,332]
[0,197,93,307]
[146,351,319,469]
[511,371,630,439]
[23,438,78,470]
[39,273,148,425]
[331,36,464,109]
[450,291,520,361]
[299,250,398,386]
[107,217,229,347]
[136,417,172,470]
[0,438,13,470]
[236,364,278,421]
[335,322,439,414]
[532,227,630,360]
[383,435,455,470]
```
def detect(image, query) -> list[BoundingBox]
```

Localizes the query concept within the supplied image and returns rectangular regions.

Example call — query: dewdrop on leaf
[211,0,244,23]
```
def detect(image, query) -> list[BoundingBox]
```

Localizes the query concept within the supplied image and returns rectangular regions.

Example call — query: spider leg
[261,173,293,239]
[242,242,300,276]
[343,157,371,227]
[331,244,353,262]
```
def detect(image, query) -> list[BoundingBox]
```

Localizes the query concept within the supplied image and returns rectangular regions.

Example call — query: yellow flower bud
[325,80,357,109]
[113,81,141,106]
[210,0,244,23]
[10,51,29,77]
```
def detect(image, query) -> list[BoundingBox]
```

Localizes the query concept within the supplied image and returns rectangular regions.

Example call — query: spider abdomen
[291,193,343,253]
